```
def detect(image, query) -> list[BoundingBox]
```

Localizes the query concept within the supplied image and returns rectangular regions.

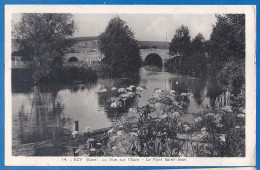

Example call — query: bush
[12,68,33,83]
[217,59,245,95]
[12,68,34,93]
[94,63,114,77]
[12,66,97,85]
[164,58,177,72]
[164,58,190,74]
[192,107,245,157]
[61,67,97,83]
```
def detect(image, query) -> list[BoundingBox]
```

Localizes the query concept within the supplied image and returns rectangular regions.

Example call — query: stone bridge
[140,48,171,65]
[63,48,172,67]
[62,39,172,66]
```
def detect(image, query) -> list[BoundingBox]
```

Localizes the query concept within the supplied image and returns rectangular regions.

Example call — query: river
[12,66,224,146]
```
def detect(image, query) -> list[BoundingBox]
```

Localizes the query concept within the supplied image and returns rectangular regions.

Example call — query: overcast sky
[12,13,217,41]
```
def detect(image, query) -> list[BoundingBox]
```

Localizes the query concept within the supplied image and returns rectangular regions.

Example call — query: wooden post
[74,121,79,132]
[226,89,230,106]
[73,148,79,156]
[222,93,225,107]
[215,98,219,108]
[219,95,222,107]
[52,128,56,140]
[225,91,228,105]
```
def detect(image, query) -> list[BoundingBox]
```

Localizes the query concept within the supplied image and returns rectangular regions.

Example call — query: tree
[169,25,191,58]
[13,13,76,83]
[208,14,245,66]
[191,33,205,54]
[190,33,207,74]
[207,14,245,93]
[166,25,191,74]
[98,16,142,76]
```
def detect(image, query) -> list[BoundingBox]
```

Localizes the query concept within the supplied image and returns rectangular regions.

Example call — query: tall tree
[166,25,191,74]
[98,16,142,76]
[190,33,206,74]
[13,13,76,83]
[169,25,191,58]
[191,33,205,54]
[208,14,245,65]
[208,14,245,94]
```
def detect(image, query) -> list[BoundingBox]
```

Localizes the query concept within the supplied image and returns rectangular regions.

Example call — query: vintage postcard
[4,5,256,166]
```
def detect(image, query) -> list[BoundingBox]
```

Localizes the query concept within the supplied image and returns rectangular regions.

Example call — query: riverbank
[14,101,244,157]
[12,66,97,85]
[13,122,223,157]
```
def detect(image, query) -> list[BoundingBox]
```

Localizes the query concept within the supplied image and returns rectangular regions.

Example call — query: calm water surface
[12,66,224,145]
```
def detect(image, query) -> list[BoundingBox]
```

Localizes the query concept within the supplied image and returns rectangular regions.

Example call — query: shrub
[217,59,245,95]
[61,67,97,82]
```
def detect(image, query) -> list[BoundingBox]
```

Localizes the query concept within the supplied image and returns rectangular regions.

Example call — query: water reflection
[137,66,224,114]
[13,87,72,145]
[12,66,224,148]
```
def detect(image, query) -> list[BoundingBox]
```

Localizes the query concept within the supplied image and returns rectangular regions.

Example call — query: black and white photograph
[5,5,256,166]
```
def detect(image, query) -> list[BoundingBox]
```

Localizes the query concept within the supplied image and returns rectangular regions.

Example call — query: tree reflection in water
[12,66,226,156]
[169,76,224,108]
[17,86,72,144]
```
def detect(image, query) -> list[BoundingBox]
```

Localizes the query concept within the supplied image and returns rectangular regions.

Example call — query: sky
[12,13,217,41]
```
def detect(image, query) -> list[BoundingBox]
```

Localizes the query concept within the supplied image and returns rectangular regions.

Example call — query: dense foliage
[166,14,245,94]
[98,16,142,77]
[12,66,97,85]
[61,67,97,83]
[207,14,245,94]
[208,14,245,65]
[66,86,245,157]
[169,25,191,57]
[13,13,76,83]
[166,26,207,75]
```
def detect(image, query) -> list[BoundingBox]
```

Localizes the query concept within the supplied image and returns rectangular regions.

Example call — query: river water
[12,66,224,146]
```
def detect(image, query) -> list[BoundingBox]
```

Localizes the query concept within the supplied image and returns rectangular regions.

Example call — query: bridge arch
[140,48,171,65]
[143,53,163,66]
[68,56,79,62]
